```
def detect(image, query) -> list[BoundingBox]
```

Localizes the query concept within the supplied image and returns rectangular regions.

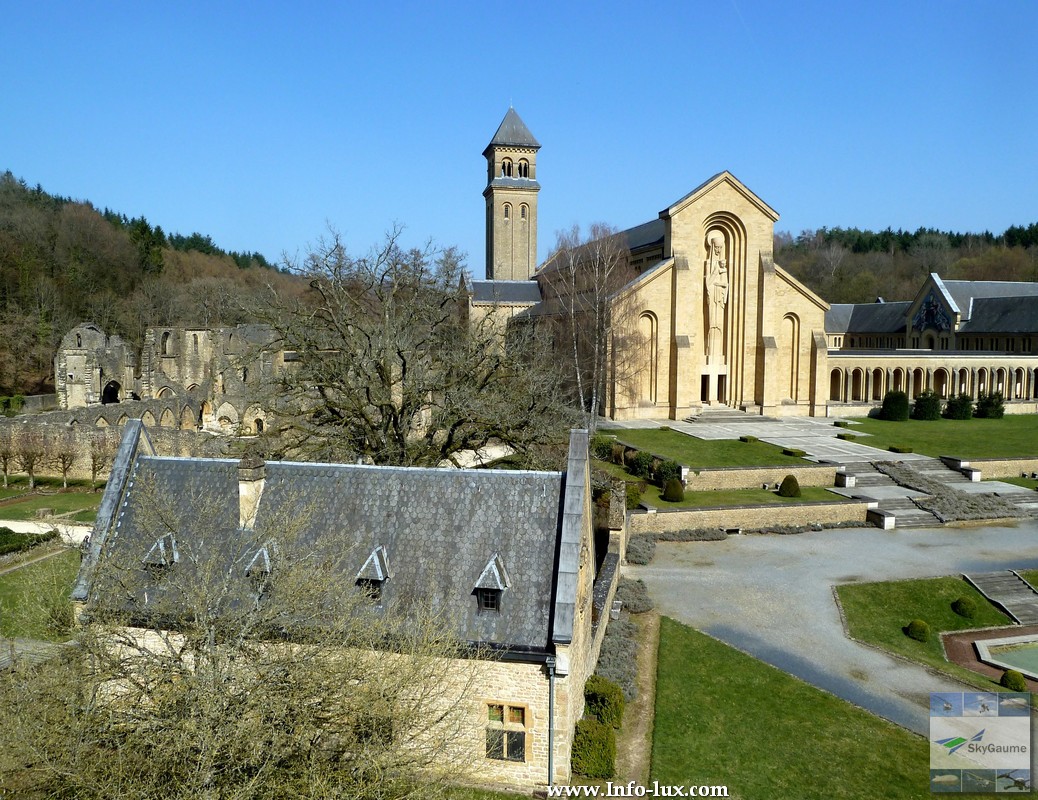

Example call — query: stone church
[472,108,1038,420]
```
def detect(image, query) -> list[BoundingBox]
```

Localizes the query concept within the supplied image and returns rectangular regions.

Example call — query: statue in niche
[704,230,729,359]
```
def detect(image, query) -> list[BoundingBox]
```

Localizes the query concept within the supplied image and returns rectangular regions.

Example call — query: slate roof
[484,108,540,152]
[78,423,585,656]
[958,296,1038,333]
[825,301,912,334]
[622,219,665,252]
[941,280,1038,320]
[470,280,542,304]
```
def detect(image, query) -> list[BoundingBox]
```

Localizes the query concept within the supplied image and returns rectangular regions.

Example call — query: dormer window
[474,553,509,614]
[356,545,390,603]
[245,545,274,599]
[143,533,178,571]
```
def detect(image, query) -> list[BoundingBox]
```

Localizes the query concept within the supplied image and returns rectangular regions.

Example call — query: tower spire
[483,109,540,280]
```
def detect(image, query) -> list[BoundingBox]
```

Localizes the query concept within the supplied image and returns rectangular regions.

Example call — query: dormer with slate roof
[484,108,540,281]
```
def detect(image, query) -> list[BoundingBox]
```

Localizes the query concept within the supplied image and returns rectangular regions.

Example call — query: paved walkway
[625,519,1038,736]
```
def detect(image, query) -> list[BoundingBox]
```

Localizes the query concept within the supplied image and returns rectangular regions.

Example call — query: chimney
[237,453,266,530]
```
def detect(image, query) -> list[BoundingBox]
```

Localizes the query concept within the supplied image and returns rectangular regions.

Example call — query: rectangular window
[486,703,528,762]
[477,589,500,613]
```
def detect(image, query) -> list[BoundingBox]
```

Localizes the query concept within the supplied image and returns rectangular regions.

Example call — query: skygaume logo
[936,729,985,755]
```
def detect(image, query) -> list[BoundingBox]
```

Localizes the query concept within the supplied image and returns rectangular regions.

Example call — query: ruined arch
[180,406,195,430]
[101,380,121,404]
[141,411,157,427]
[215,402,239,432]
[95,416,109,427]
[159,408,176,428]
[157,386,174,399]
[117,415,129,426]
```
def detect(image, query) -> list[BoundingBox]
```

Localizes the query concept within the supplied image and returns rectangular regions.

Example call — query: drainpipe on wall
[545,655,557,788]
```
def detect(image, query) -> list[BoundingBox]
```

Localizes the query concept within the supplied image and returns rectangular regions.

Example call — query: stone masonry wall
[968,458,1038,479]
[684,464,836,491]
[628,499,870,534]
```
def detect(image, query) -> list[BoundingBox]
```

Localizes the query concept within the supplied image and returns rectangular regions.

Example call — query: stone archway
[829,368,843,402]
[102,380,121,404]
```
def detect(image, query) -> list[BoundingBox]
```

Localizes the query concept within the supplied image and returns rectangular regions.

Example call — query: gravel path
[625,519,1038,735]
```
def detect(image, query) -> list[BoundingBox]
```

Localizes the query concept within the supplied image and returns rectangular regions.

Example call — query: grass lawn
[0,492,100,521]
[846,415,1038,459]
[993,476,1038,491]
[651,617,928,798]
[1017,570,1038,587]
[0,548,80,641]
[835,576,1012,688]
[606,428,805,467]
[642,484,837,508]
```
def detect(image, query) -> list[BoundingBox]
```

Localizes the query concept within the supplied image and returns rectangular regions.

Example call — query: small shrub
[833,420,850,428]
[912,390,942,421]
[739,434,758,443]
[625,483,643,509]
[657,425,671,432]
[591,434,615,461]
[880,390,910,421]
[585,675,625,728]
[615,576,654,613]
[628,450,655,480]
[571,717,615,779]
[976,391,1005,419]
[610,443,625,465]
[1001,669,1028,692]
[777,474,801,498]
[836,432,857,441]
[655,459,682,485]
[951,596,977,619]
[625,536,655,565]
[661,478,685,502]
[905,618,930,642]
[782,448,807,458]
[944,394,974,420]
[888,445,913,453]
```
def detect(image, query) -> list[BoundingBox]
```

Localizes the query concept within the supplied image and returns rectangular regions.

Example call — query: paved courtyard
[626,519,1038,735]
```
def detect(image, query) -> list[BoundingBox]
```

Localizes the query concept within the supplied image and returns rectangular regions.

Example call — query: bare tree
[258,228,570,467]
[0,425,13,488]
[51,427,79,489]
[14,427,46,490]
[89,429,115,491]
[538,224,641,431]
[0,479,481,799]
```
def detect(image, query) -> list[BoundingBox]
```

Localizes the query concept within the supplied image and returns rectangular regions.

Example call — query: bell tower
[483,108,540,280]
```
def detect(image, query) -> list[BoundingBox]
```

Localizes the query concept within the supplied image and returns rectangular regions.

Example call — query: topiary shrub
[944,394,974,420]
[571,717,616,779]
[905,618,930,642]
[1001,669,1028,692]
[777,475,801,498]
[836,432,857,441]
[615,577,654,613]
[833,420,850,428]
[661,478,685,502]
[625,536,655,566]
[880,390,910,421]
[976,391,1005,419]
[889,445,913,453]
[585,675,625,728]
[951,596,977,619]
[739,434,758,443]
[782,448,807,458]
[655,459,682,485]
[912,390,942,420]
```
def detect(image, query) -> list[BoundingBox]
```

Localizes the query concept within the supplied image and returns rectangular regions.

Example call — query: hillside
[0,171,305,395]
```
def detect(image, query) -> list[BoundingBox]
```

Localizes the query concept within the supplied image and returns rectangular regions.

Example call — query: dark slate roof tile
[825,301,911,334]
[471,280,542,304]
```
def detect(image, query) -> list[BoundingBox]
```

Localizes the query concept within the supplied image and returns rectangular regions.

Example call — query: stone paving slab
[828,485,928,501]
[954,481,1035,496]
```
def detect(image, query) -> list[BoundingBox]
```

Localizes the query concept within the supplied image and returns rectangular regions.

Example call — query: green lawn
[0,492,100,521]
[651,617,928,798]
[606,428,806,467]
[846,415,1038,459]
[0,548,80,641]
[835,576,1012,688]
[993,476,1038,491]
[642,484,837,508]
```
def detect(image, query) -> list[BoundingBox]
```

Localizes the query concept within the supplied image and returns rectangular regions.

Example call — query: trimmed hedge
[739,434,758,443]
[655,459,683,485]
[911,390,942,421]
[1001,669,1028,692]
[905,618,930,643]
[833,420,850,428]
[625,536,656,566]
[585,675,625,729]
[625,482,644,510]
[0,527,59,557]
[836,432,857,441]
[951,596,977,619]
[571,717,615,779]
[944,394,974,420]
[615,577,654,614]
[661,478,685,502]
[880,390,910,421]
[777,474,802,498]
[782,448,807,458]
[889,445,914,454]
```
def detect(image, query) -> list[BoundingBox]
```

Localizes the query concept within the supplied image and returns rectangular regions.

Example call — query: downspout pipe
[545,655,557,788]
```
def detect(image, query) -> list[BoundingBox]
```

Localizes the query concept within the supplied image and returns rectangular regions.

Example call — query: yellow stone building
[474,109,1038,420]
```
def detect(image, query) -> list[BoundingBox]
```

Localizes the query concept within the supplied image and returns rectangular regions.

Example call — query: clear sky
[3,2,1036,278]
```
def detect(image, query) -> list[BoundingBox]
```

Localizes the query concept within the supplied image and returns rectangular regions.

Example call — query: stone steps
[964,571,1038,625]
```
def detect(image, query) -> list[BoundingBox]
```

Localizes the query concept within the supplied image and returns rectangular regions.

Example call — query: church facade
[473,109,1038,420]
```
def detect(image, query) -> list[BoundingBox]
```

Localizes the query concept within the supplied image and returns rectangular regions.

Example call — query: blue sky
[3,2,1036,278]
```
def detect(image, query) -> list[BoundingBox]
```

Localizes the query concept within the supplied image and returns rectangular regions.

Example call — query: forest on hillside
[0,171,306,395]
[774,225,1038,304]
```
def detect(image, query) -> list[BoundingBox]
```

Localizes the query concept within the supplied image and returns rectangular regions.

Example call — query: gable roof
[77,426,592,657]
[825,301,912,334]
[958,296,1038,333]
[661,171,779,222]
[483,108,540,154]
[940,279,1038,321]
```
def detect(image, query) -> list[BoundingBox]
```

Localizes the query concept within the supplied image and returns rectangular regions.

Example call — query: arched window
[161,331,172,356]
[76,334,82,348]
[503,204,511,220]
[518,159,529,178]
[501,158,513,177]
[193,334,199,354]
[520,204,527,220]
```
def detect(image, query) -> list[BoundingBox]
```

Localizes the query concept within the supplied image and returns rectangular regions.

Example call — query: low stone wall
[684,463,837,491]
[628,499,871,535]
[961,457,1038,479]
[0,519,92,545]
